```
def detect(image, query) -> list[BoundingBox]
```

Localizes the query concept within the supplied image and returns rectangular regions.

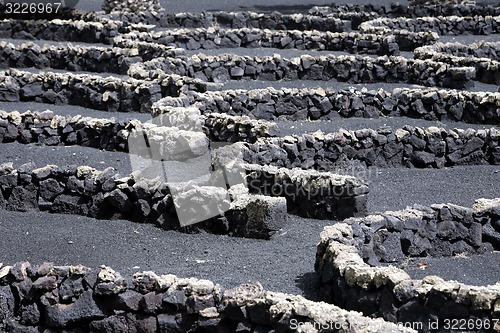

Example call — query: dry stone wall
[309,3,500,26]
[0,161,288,239]
[0,109,370,236]
[164,87,500,124]
[0,262,415,333]
[360,15,500,36]
[414,42,500,84]
[314,198,500,331]
[0,69,206,113]
[243,164,369,220]
[239,126,500,170]
[130,54,475,89]
[415,41,500,60]
[117,28,434,54]
[0,41,185,75]
[0,18,150,44]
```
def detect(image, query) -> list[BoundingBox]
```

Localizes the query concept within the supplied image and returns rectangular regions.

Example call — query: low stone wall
[391,3,500,18]
[0,262,415,333]
[155,11,351,32]
[360,15,500,36]
[314,198,500,330]
[346,198,500,264]
[414,51,500,84]
[102,0,162,13]
[309,3,500,26]
[0,41,184,76]
[130,54,475,89]
[0,40,185,71]
[0,107,275,157]
[166,87,500,124]
[117,27,436,54]
[415,41,500,61]
[0,18,150,44]
[239,126,500,169]
[0,69,206,113]
[243,164,369,220]
[0,161,288,239]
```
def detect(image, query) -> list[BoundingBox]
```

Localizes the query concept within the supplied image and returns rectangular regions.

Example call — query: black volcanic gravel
[0,0,499,299]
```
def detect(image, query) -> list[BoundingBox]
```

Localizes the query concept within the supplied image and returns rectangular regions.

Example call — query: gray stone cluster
[0,18,149,44]
[0,69,206,113]
[171,87,500,124]
[240,126,500,170]
[414,43,500,84]
[0,262,415,333]
[315,198,500,330]
[360,15,500,36]
[0,161,288,239]
[117,27,434,55]
[0,41,185,76]
[131,53,475,89]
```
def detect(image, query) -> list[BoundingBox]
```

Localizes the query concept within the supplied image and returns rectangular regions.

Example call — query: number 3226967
[4,2,62,14]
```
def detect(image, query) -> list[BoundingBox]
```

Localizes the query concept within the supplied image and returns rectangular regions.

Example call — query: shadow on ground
[295,272,321,301]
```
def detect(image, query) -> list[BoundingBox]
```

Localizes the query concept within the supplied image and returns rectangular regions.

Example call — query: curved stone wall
[314,198,500,331]
[0,262,415,332]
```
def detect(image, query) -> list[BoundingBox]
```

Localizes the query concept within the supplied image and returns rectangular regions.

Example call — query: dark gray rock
[19,302,40,325]
[106,189,132,213]
[39,178,64,201]
[114,289,143,312]
[0,285,15,322]
[6,186,38,211]
[51,194,89,216]
[43,290,107,328]
[59,275,86,303]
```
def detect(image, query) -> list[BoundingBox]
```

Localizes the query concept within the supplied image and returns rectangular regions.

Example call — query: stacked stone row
[360,15,500,36]
[0,262,415,332]
[130,53,475,89]
[315,198,500,329]
[415,41,500,60]
[414,41,500,85]
[168,87,500,124]
[0,161,290,239]
[310,3,500,21]
[117,27,434,54]
[0,69,206,113]
[240,126,500,169]
[0,18,151,44]
[0,108,275,153]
